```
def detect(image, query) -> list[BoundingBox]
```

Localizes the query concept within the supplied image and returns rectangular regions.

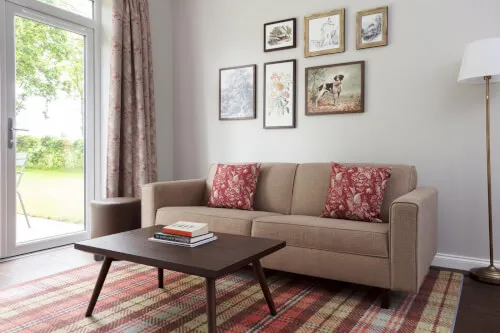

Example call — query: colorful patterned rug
[0,262,462,332]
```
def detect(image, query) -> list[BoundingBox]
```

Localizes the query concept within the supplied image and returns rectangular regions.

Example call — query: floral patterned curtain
[106,0,157,198]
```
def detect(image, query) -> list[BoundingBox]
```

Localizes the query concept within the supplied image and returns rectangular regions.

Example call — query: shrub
[16,134,84,170]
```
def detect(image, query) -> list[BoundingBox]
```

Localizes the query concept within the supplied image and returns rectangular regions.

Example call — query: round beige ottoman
[90,197,141,260]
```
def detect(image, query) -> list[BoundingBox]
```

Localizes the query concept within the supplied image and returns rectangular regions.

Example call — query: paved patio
[16,214,84,243]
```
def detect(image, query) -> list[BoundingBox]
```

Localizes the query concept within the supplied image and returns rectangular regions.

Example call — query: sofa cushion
[291,163,417,222]
[321,163,391,222]
[205,163,298,214]
[207,163,261,210]
[156,206,281,236]
[252,215,389,258]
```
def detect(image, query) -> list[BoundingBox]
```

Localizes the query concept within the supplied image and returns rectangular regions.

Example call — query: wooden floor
[0,247,499,332]
[0,246,94,288]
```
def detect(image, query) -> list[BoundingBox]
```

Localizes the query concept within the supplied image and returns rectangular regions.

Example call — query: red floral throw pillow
[208,163,261,211]
[321,163,391,222]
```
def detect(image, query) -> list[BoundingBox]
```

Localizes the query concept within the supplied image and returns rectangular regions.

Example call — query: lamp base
[470,265,500,285]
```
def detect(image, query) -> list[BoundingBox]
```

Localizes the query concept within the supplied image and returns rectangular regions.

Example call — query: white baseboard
[432,252,500,271]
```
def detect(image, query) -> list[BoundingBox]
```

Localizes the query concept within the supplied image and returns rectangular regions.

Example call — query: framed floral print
[219,64,257,120]
[264,60,296,129]
[304,9,345,57]
[305,61,365,115]
[356,6,388,49]
[264,18,296,52]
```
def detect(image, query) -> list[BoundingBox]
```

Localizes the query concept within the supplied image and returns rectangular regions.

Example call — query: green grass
[16,168,84,223]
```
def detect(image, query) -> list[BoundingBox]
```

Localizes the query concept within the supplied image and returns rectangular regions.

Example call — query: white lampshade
[458,37,500,84]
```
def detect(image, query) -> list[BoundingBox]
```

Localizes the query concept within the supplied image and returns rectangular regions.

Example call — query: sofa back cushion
[291,163,417,221]
[205,163,298,214]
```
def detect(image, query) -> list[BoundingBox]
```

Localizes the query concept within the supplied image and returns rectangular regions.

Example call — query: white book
[148,236,217,248]
[162,221,209,237]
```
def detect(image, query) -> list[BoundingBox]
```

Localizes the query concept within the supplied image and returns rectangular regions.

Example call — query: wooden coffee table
[74,225,286,332]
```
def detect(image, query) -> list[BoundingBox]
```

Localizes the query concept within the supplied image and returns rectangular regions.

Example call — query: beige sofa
[142,163,437,307]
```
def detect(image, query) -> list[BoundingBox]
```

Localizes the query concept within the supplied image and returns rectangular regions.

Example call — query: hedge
[16,134,84,170]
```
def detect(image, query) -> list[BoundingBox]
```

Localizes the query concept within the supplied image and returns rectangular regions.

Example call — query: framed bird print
[264,18,297,52]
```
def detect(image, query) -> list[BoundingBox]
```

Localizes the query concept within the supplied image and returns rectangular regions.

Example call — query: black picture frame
[264,18,297,52]
[219,64,257,120]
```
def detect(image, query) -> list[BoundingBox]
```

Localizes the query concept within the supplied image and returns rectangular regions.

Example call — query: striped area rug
[0,262,462,332]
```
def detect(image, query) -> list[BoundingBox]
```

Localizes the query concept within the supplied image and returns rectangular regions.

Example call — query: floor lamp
[458,37,500,284]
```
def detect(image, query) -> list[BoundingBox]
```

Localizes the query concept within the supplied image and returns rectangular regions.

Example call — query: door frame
[0,0,102,258]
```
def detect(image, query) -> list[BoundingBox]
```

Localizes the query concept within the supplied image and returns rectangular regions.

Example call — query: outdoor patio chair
[16,152,31,228]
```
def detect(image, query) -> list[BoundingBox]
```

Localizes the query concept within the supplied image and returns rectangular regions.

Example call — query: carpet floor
[0,262,462,332]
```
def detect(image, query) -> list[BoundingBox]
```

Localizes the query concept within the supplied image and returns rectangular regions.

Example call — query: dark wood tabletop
[74,225,286,279]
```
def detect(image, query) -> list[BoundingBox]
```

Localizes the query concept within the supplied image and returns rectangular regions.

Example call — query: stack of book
[149,221,217,248]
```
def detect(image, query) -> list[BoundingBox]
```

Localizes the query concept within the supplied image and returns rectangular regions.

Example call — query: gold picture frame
[356,6,388,50]
[304,9,345,58]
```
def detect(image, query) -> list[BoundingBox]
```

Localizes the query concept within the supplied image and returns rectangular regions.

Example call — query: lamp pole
[470,75,500,284]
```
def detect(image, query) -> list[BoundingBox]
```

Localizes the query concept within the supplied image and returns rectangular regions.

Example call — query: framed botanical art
[219,64,256,120]
[356,6,388,49]
[264,18,296,52]
[264,59,296,129]
[305,61,365,115]
[304,9,345,57]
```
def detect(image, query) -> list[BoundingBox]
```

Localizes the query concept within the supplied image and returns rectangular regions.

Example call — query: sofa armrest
[389,187,438,293]
[141,179,207,228]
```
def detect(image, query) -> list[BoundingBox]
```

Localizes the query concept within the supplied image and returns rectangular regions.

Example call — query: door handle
[7,118,29,149]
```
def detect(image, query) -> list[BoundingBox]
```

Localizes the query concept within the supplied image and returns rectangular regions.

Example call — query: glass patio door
[2,1,94,257]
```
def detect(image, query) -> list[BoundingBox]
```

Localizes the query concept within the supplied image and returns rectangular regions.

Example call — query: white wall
[170,0,500,266]
[150,0,174,181]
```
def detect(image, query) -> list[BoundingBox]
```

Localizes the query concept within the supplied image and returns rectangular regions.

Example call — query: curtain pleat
[106,0,157,198]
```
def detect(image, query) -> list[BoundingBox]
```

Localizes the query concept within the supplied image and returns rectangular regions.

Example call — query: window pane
[37,0,93,19]
[14,16,86,243]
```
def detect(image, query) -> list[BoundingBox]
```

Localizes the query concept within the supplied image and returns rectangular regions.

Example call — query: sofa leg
[381,289,391,309]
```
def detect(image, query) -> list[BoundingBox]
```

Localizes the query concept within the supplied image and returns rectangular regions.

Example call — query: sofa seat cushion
[252,215,389,258]
[156,206,281,236]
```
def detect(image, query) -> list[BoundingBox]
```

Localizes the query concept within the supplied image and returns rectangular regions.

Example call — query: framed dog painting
[356,6,388,49]
[219,64,257,120]
[305,61,365,115]
[264,59,296,129]
[304,9,345,57]
[264,18,296,52]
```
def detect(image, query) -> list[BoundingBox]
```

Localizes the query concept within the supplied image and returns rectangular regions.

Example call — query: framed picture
[305,61,365,115]
[264,18,296,52]
[264,59,296,129]
[304,9,345,57]
[219,64,257,120]
[356,6,388,49]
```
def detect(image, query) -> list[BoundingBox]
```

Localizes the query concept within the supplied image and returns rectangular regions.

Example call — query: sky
[16,96,83,141]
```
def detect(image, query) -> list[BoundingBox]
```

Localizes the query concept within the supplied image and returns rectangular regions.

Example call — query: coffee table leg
[205,278,217,333]
[85,257,113,317]
[158,268,164,288]
[252,260,277,316]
